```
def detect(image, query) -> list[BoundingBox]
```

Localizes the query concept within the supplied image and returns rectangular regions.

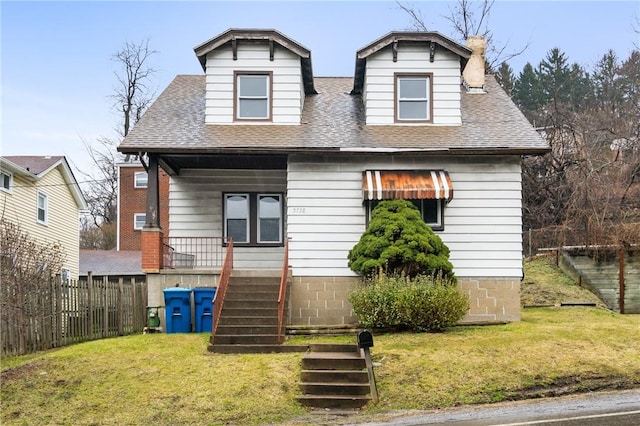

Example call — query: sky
[1,0,639,179]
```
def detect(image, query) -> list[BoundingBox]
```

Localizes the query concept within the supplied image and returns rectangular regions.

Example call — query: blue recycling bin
[163,287,193,333]
[193,287,216,333]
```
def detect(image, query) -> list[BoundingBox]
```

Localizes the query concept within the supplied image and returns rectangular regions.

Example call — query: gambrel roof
[119,75,549,156]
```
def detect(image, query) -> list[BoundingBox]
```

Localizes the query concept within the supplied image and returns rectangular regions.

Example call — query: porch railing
[277,237,290,344]
[163,237,226,269]
[211,238,233,345]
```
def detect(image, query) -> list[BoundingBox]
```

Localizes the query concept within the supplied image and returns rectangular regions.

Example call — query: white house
[118,28,549,329]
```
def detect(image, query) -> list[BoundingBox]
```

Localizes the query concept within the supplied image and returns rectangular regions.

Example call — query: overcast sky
[1,1,638,178]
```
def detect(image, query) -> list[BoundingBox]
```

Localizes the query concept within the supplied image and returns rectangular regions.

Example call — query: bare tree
[397,0,528,71]
[79,40,157,249]
[111,39,158,138]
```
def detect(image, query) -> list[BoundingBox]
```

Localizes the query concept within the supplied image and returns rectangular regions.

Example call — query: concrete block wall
[288,275,521,326]
[288,276,361,326]
[458,278,521,323]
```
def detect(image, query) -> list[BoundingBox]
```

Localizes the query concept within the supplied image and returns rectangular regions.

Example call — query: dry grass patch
[1,334,306,425]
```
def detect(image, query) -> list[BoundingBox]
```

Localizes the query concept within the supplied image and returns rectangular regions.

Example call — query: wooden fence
[1,274,147,356]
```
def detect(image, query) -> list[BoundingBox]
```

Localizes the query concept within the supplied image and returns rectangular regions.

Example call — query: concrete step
[309,343,360,353]
[302,353,366,371]
[225,290,280,300]
[299,382,371,396]
[296,395,371,410]
[214,334,280,345]
[228,277,281,287]
[216,325,279,335]
[300,369,369,384]
[223,299,278,309]
[217,316,278,326]
[220,307,278,317]
[208,344,309,354]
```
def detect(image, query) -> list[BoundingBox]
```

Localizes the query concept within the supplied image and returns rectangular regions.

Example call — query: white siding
[363,47,462,125]
[0,167,81,278]
[287,154,524,278]
[204,41,304,124]
[169,169,287,269]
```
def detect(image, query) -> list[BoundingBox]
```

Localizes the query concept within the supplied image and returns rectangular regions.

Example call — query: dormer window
[395,73,433,123]
[235,72,272,121]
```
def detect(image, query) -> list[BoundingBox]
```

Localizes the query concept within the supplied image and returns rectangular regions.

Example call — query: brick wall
[119,165,170,251]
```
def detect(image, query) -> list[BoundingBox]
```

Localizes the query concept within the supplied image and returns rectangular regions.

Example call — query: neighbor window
[134,213,146,230]
[395,73,432,122]
[0,171,11,192]
[367,199,444,231]
[37,191,48,224]
[235,72,272,120]
[224,193,283,245]
[134,171,148,188]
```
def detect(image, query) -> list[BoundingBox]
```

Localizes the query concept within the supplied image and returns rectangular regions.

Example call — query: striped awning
[362,170,453,201]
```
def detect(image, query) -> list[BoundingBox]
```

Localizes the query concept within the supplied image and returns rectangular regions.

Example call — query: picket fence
[1,274,147,356]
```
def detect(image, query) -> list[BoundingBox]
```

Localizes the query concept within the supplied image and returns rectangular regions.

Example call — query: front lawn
[2,257,639,425]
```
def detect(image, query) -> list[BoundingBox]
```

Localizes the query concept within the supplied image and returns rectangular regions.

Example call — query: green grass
[2,257,639,425]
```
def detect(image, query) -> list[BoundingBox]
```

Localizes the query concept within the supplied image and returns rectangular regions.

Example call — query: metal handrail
[211,238,233,345]
[277,237,290,344]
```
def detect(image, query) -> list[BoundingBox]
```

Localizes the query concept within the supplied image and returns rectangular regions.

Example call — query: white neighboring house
[118,29,550,326]
[0,156,87,279]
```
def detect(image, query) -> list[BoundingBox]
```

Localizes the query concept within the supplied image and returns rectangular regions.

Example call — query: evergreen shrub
[347,199,454,279]
[349,274,469,332]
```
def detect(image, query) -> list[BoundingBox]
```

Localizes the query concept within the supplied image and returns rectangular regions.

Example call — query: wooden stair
[208,274,308,354]
[297,343,373,409]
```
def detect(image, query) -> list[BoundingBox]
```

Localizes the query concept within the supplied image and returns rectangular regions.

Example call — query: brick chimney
[462,35,486,93]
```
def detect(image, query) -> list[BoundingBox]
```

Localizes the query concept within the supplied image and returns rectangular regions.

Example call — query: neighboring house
[0,156,87,279]
[118,28,549,327]
[117,162,169,251]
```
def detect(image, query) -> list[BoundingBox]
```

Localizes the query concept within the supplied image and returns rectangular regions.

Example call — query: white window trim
[0,171,12,193]
[396,74,432,122]
[257,193,283,244]
[134,171,148,188]
[133,213,146,230]
[37,191,48,225]
[224,193,250,244]
[235,72,271,120]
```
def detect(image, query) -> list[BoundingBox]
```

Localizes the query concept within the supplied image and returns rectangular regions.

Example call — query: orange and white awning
[362,170,453,202]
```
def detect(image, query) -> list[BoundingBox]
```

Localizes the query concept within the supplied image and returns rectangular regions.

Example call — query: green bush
[347,200,454,279]
[349,274,469,332]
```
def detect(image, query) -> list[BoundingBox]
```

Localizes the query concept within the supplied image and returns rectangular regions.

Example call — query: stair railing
[277,237,290,344]
[211,238,233,345]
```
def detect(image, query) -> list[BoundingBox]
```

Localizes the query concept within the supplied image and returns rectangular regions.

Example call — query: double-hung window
[134,171,148,188]
[225,194,250,243]
[235,72,272,121]
[134,213,146,230]
[395,73,432,122]
[37,191,48,224]
[224,193,283,245]
[1,171,11,192]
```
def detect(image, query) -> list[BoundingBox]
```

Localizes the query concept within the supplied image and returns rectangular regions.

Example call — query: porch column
[141,154,163,272]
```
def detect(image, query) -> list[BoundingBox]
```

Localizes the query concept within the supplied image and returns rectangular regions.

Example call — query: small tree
[348,200,455,279]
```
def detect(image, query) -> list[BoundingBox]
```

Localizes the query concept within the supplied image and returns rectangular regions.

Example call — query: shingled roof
[119,75,548,156]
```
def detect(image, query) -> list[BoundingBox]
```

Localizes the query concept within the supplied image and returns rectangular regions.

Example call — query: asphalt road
[344,389,640,426]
